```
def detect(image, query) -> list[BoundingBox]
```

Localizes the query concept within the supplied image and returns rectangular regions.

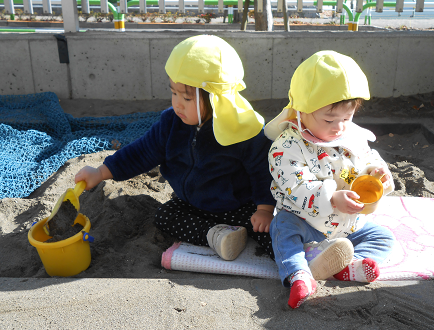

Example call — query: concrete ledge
[0,30,433,100]
[0,20,383,31]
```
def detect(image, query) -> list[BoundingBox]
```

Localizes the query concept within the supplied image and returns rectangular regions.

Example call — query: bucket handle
[82,231,94,243]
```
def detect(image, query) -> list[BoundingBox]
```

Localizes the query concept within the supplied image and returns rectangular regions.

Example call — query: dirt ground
[0,93,434,328]
[0,92,433,280]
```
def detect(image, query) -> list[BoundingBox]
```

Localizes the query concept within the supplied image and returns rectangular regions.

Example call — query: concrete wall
[1,30,433,101]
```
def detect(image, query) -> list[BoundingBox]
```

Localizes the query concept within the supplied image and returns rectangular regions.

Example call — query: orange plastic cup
[350,173,384,214]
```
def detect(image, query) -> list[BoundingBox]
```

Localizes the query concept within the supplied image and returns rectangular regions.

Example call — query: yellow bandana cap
[264,50,370,141]
[165,35,264,146]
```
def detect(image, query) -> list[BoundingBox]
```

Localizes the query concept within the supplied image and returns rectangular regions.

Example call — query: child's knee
[382,227,396,249]
[377,225,396,244]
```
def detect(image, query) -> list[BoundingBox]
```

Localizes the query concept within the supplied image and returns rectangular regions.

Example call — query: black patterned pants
[154,197,274,259]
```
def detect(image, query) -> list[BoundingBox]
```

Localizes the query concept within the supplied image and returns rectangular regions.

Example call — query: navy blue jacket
[104,108,275,213]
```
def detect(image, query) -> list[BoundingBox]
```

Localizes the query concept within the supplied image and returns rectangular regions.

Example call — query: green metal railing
[0,0,402,32]
[0,0,245,32]
[315,1,399,30]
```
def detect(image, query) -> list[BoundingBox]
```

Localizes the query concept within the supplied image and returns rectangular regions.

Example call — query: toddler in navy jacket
[75,35,276,261]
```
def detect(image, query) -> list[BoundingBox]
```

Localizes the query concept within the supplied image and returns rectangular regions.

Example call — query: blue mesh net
[0,92,161,199]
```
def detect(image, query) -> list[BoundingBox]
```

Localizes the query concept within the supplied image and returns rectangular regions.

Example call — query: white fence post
[297,0,302,13]
[42,0,53,14]
[336,0,343,13]
[179,0,185,13]
[139,0,147,13]
[356,0,363,13]
[159,0,166,13]
[100,0,109,13]
[218,0,223,14]
[376,0,384,12]
[4,0,15,15]
[23,0,34,15]
[395,0,404,12]
[61,0,79,32]
[120,0,128,13]
[198,0,204,13]
[416,0,424,12]
[316,0,323,13]
[257,0,263,12]
[81,0,90,14]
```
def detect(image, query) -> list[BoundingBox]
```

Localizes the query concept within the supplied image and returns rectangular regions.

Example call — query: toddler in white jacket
[265,50,396,308]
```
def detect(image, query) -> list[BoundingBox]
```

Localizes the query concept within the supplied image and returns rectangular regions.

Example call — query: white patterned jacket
[268,119,394,239]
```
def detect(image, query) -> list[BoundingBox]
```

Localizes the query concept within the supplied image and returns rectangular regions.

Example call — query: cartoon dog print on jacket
[308,205,319,217]
[325,214,339,236]
[339,167,358,185]
[282,136,297,149]
[310,159,321,173]
[277,169,288,185]
[291,170,304,184]
[317,148,329,160]
[285,187,298,203]
[272,151,284,166]
[303,140,314,153]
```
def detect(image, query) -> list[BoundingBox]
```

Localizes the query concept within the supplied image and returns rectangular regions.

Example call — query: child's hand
[370,167,392,190]
[75,165,112,190]
[331,190,365,214]
[251,205,274,233]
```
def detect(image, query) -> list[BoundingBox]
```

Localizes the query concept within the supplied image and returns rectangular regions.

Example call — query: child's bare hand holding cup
[370,167,392,190]
[331,190,365,214]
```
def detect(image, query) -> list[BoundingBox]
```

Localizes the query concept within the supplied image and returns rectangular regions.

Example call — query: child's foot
[333,258,380,282]
[288,270,317,309]
[206,224,247,261]
[304,238,354,280]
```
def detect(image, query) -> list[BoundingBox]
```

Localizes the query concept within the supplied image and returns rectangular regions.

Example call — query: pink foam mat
[161,197,434,281]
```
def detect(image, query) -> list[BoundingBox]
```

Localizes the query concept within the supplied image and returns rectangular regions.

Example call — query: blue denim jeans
[270,210,396,287]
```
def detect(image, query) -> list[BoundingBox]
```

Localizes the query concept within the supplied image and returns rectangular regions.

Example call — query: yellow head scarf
[165,35,264,146]
[264,50,370,141]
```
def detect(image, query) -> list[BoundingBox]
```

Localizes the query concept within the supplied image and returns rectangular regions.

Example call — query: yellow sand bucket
[350,173,384,214]
[28,213,93,277]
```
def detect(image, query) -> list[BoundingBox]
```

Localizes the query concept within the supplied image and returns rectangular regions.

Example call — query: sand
[1,93,434,327]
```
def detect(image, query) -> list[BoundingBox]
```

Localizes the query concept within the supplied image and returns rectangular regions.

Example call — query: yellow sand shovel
[43,181,87,235]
